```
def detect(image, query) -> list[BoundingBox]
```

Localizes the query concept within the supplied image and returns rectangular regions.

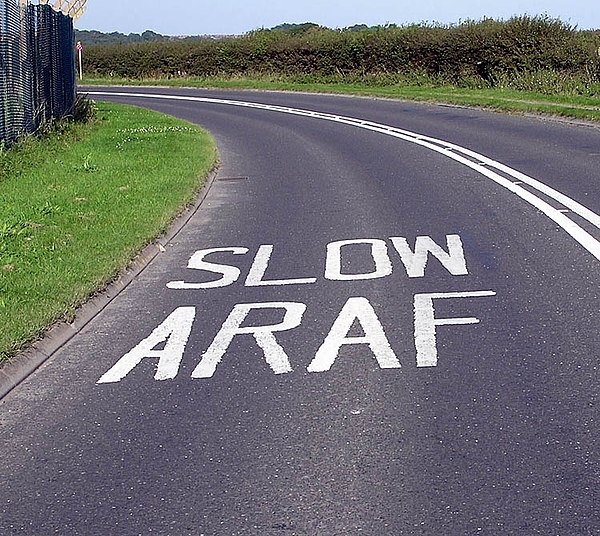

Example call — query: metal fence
[1,0,75,146]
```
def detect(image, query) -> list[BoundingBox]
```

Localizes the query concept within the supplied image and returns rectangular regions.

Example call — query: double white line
[88,91,600,261]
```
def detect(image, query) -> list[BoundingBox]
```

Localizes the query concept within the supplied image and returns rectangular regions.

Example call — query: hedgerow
[83,16,600,94]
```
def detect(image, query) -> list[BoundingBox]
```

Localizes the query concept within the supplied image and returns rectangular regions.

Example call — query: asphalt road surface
[1,87,599,535]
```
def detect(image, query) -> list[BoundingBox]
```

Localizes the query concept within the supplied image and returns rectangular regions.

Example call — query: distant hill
[74,29,235,46]
[263,22,372,34]
[270,22,322,35]
[74,23,386,47]
[75,29,168,46]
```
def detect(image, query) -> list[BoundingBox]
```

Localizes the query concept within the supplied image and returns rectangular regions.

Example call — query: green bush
[83,16,600,93]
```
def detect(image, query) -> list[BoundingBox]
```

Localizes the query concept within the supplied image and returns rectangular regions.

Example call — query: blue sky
[76,0,600,35]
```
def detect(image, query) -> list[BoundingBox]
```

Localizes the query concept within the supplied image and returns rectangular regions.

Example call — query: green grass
[0,102,216,362]
[82,75,600,122]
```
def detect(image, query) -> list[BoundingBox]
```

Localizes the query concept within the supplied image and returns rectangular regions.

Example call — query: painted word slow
[166,235,469,289]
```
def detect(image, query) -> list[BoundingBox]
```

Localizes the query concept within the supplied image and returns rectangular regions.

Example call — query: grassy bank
[82,75,600,122]
[0,102,216,362]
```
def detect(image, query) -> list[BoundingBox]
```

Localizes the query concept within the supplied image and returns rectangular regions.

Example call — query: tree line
[82,17,600,92]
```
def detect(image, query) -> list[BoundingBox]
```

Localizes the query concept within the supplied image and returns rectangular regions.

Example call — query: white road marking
[168,235,467,289]
[390,234,468,278]
[88,91,600,262]
[97,306,196,383]
[414,291,497,367]
[245,245,317,286]
[191,302,306,378]
[96,289,496,382]
[167,247,249,289]
[324,239,393,281]
[308,297,401,373]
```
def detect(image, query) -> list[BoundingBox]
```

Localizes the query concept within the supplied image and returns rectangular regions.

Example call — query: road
[1,87,599,535]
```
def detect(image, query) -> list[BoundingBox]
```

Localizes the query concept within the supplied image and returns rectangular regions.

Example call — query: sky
[75,0,600,35]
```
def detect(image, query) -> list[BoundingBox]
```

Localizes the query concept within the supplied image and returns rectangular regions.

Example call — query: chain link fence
[1,0,75,147]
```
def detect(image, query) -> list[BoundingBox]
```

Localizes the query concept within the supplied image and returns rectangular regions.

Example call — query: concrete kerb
[0,167,219,401]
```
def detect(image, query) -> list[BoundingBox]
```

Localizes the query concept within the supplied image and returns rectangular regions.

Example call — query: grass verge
[82,76,600,122]
[0,102,216,363]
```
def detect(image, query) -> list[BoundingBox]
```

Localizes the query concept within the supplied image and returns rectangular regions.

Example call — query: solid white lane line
[88,91,600,261]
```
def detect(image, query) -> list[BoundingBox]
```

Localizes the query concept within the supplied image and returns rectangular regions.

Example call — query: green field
[0,102,216,362]
[83,76,600,122]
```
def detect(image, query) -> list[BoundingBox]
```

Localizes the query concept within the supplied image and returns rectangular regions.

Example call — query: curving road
[1,87,599,535]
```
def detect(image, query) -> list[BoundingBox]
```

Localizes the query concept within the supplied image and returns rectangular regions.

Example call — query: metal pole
[18,0,28,133]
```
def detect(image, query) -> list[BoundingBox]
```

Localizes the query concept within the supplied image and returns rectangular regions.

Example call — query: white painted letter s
[167,247,249,289]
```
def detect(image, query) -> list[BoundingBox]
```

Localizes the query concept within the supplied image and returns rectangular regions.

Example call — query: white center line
[88,91,600,262]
